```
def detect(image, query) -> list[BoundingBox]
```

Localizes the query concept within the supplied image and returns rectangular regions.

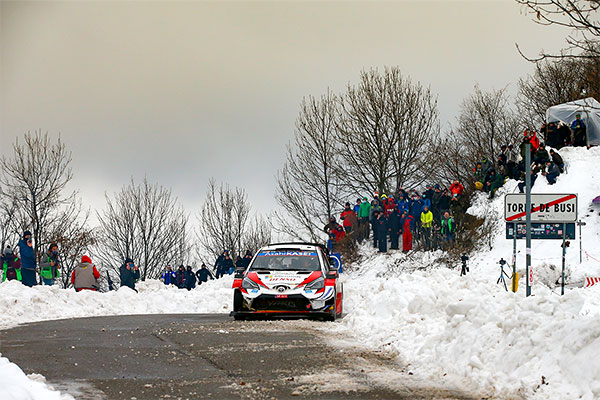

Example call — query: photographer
[40,243,60,286]
[71,255,100,292]
[119,258,140,292]
[18,230,37,287]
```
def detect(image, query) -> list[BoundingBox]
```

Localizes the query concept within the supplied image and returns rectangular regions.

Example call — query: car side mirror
[329,257,335,266]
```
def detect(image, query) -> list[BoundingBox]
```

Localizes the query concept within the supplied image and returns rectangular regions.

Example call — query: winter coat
[196,267,215,283]
[383,199,397,216]
[551,152,564,167]
[387,210,402,235]
[506,148,518,164]
[241,254,253,268]
[161,270,176,285]
[449,182,464,197]
[71,262,100,291]
[340,208,355,228]
[546,162,560,177]
[533,148,550,165]
[175,269,186,288]
[119,263,140,290]
[409,199,422,218]
[358,201,371,218]
[396,199,409,213]
[421,211,433,228]
[438,194,451,212]
[184,269,196,290]
[402,219,413,251]
[489,173,504,191]
[421,198,431,211]
[40,251,60,280]
[2,255,21,282]
[441,216,455,234]
[18,239,36,271]
[375,215,388,236]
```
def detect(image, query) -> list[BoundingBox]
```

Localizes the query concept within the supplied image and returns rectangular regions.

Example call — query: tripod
[497,261,512,291]
[460,254,469,276]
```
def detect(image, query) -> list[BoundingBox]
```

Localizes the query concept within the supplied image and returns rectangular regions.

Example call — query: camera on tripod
[461,254,469,264]
[498,258,506,266]
[460,253,469,276]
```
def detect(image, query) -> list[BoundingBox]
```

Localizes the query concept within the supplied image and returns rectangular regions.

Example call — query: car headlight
[305,276,325,291]
[241,276,260,290]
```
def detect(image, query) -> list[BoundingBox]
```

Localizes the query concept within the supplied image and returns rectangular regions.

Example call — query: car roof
[260,242,323,252]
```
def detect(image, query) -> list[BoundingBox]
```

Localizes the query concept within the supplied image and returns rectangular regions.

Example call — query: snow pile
[0,277,233,330]
[334,147,600,399]
[0,357,73,400]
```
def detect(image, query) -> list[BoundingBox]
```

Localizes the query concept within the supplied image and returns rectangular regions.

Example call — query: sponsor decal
[257,251,318,257]
[275,294,288,298]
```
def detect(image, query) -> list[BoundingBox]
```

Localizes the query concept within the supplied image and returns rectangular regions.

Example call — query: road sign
[505,193,577,222]
[506,222,576,239]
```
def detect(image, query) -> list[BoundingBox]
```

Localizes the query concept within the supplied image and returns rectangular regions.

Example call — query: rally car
[230,243,343,321]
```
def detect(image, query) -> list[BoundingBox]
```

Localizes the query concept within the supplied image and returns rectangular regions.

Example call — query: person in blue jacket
[18,230,37,287]
[161,266,176,285]
[195,263,215,285]
[571,114,587,147]
[408,196,423,232]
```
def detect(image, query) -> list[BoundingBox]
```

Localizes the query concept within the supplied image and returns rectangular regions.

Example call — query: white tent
[546,97,600,146]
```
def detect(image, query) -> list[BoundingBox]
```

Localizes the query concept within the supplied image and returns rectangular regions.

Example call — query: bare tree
[0,131,77,262]
[274,92,347,241]
[336,67,440,195]
[516,0,600,59]
[197,179,251,261]
[242,215,273,255]
[96,178,189,281]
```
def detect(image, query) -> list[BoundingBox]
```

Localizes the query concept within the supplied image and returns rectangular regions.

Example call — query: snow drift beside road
[0,277,234,331]
[0,357,73,400]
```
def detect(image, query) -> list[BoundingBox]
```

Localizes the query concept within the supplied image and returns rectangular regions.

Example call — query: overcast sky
[1,1,566,221]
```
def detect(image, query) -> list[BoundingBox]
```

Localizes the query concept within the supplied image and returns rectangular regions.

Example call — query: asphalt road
[0,314,481,399]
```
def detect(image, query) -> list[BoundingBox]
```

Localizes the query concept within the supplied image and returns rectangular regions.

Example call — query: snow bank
[333,147,600,399]
[0,277,233,330]
[0,356,73,400]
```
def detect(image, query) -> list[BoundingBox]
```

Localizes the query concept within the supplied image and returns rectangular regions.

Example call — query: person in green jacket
[486,170,505,199]
[358,197,372,240]
[2,246,22,282]
[40,243,60,286]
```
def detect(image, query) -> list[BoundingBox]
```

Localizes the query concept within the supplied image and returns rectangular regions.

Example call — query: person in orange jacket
[340,202,355,233]
[449,180,464,198]
[71,255,100,292]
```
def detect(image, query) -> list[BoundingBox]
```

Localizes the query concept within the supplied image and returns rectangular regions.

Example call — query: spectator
[340,202,355,233]
[223,254,234,275]
[18,231,37,287]
[388,208,402,250]
[486,170,504,199]
[214,250,230,279]
[421,205,433,251]
[2,246,22,282]
[353,198,361,215]
[161,266,176,285]
[383,195,397,217]
[196,263,215,285]
[71,255,100,292]
[438,190,451,215]
[241,250,253,268]
[543,160,561,184]
[39,243,60,286]
[440,211,455,247]
[119,258,140,292]
[549,149,564,173]
[375,211,388,253]
[533,143,550,166]
[556,121,572,148]
[184,266,196,290]
[518,170,538,193]
[235,256,244,271]
[402,212,413,253]
[175,265,186,288]
[571,113,587,147]
[449,180,464,198]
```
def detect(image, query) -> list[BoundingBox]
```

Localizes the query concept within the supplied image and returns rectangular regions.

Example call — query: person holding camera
[119,258,140,292]
[18,230,37,287]
[40,243,60,286]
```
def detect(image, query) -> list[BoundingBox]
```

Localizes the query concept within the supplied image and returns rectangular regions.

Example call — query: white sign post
[505,193,577,223]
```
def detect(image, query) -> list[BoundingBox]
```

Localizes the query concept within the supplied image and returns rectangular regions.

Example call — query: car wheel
[233,290,243,312]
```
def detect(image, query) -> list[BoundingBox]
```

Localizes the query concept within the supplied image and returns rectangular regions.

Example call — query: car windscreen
[249,250,321,271]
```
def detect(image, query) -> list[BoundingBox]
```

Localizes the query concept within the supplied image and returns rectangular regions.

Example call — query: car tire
[233,290,243,312]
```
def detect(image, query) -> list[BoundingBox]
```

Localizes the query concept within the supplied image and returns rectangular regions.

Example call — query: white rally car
[230,243,343,321]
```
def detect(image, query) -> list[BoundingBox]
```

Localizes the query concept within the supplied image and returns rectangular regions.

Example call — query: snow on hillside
[333,146,600,399]
[1,147,598,400]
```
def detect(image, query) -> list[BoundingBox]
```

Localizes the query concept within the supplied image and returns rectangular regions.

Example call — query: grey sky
[1,1,566,220]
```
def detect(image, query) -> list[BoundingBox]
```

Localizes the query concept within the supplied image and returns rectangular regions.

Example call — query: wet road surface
[0,314,482,399]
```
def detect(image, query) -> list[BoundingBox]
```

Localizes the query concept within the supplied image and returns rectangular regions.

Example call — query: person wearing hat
[2,246,22,282]
[161,265,176,285]
[571,113,587,147]
[542,160,561,185]
[119,257,140,291]
[184,265,197,290]
[18,230,37,287]
[39,243,60,286]
[506,144,518,179]
[340,202,355,233]
[71,255,100,292]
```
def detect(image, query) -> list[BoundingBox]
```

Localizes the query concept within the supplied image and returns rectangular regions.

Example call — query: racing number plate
[275,294,288,298]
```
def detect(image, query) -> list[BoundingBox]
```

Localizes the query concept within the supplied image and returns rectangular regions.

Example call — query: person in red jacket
[72,255,101,292]
[449,180,464,198]
[340,202,355,233]
[402,214,413,253]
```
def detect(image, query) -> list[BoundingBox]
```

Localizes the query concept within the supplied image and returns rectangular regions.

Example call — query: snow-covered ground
[1,146,599,399]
